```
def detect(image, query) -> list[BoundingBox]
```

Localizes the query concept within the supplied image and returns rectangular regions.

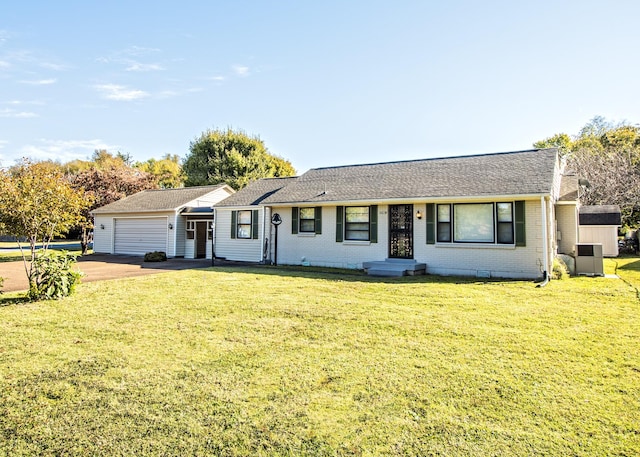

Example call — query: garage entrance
[114,217,168,255]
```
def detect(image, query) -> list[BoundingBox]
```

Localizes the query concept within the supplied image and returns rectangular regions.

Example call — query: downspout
[212,208,217,266]
[537,196,550,287]
[261,207,267,263]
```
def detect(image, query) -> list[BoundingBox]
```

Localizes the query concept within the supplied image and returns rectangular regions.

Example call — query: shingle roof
[92,185,231,214]
[215,177,298,207]
[579,205,622,226]
[248,149,559,205]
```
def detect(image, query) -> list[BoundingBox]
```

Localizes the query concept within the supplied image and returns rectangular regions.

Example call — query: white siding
[92,215,114,254]
[556,204,578,255]
[269,200,547,279]
[579,226,619,257]
[114,217,169,256]
[214,208,265,262]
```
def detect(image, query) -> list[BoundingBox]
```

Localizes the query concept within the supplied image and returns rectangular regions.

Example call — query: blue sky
[1,1,639,173]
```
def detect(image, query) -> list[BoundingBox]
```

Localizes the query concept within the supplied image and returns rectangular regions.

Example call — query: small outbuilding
[578,205,622,257]
[92,185,234,258]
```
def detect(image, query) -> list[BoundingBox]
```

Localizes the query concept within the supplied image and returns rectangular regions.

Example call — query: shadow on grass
[207,263,533,286]
[0,294,30,307]
[617,258,640,271]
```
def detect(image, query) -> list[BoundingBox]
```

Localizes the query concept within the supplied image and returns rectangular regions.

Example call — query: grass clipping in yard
[1,262,639,456]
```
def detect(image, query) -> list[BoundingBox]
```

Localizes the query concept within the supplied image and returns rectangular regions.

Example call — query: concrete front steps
[363,258,427,277]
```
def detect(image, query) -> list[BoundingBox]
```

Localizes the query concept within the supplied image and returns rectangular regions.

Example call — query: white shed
[578,205,622,257]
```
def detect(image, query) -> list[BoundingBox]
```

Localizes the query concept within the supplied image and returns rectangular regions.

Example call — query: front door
[389,204,413,259]
[196,222,207,258]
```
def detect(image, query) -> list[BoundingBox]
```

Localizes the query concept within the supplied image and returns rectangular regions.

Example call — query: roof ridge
[310,148,557,172]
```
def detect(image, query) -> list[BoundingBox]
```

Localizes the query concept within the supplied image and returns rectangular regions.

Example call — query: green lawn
[1,260,639,456]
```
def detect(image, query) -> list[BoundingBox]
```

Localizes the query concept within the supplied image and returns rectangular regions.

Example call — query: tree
[534,116,640,227]
[0,159,92,299]
[135,154,185,188]
[69,165,158,254]
[183,128,296,190]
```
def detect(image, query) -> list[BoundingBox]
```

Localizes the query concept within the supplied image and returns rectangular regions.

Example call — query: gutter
[537,196,550,287]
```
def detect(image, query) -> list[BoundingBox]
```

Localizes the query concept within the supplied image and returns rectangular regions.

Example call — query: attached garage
[92,185,235,258]
[114,217,168,255]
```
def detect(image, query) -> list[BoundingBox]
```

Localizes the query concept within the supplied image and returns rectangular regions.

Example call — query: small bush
[0,276,4,294]
[29,251,82,300]
[144,251,167,262]
[552,257,569,280]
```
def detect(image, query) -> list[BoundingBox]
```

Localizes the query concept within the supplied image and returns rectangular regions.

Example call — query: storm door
[389,204,413,258]
[196,221,207,258]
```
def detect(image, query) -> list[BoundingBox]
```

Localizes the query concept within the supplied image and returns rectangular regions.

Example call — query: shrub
[0,276,4,294]
[144,251,167,262]
[28,251,82,300]
[552,257,569,280]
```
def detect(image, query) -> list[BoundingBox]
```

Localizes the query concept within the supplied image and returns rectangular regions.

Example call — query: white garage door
[114,217,168,255]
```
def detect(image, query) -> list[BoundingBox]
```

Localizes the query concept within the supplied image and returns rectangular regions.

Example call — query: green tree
[0,159,92,299]
[69,166,158,254]
[135,154,185,188]
[535,116,640,227]
[183,128,296,190]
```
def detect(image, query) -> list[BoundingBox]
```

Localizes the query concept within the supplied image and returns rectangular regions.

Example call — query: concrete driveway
[1,254,214,293]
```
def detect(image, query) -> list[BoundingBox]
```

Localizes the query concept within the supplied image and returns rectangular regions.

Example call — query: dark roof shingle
[262,149,559,205]
[93,185,231,214]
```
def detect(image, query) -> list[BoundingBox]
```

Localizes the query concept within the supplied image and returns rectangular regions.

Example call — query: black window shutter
[515,200,526,246]
[369,205,378,243]
[426,203,435,244]
[315,207,322,235]
[252,209,259,239]
[231,211,237,239]
[292,207,299,234]
[336,206,344,242]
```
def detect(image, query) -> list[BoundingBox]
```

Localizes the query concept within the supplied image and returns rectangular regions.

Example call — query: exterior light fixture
[168,223,173,230]
[100,224,105,230]
[416,210,423,220]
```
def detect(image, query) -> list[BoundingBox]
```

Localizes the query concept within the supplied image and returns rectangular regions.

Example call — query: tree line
[534,116,640,228]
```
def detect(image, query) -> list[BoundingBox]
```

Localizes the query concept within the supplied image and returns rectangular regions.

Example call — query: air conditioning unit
[575,243,604,276]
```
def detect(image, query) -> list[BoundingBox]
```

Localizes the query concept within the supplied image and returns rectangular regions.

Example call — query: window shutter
[291,207,299,234]
[515,200,526,246]
[252,209,259,239]
[369,205,378,243]
[231,211,237,239]
[336,206,344,242]
[426,203,435,244]
[315,207,322,235]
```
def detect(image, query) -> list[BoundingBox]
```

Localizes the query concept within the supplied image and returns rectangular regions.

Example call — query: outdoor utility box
[575,243,604,276]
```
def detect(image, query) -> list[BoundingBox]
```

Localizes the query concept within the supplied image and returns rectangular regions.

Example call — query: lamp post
[271,213,282,266]
[210,219,215,267]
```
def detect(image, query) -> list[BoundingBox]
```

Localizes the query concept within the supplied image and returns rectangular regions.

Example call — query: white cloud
[233,65,250,77]
[18,139,118,162]
[0,108,38,118]
[0,140,8,149]
[94,84,149,101]
[19,78,57,85]
[125,61,164,72]
[0,60,9,69]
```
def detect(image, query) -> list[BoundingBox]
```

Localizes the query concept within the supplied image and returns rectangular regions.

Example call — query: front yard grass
[1,262,638,456]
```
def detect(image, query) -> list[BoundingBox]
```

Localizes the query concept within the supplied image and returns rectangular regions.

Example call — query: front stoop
[363,259,427,277]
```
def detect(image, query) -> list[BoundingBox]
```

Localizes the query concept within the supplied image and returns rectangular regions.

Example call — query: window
[345,206,370,241]
[496,203,514,244]
[299,207,315,232]
[437,204,451,242]
[186,220,195,240]
[428,201,523,246]
[454,203,494,243]
[236,210,252,239]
